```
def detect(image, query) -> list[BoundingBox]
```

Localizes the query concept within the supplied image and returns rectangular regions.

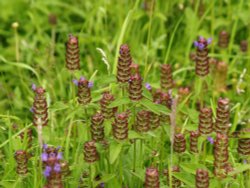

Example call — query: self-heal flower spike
[135,110,150,133]
[15,150,28,175]
[218,30,229,48]
[194,36,211,76]
[91,113,105,142]
[160,64,174,91]
[163,166,181,188]
[144,167,160,188]
[83,140,99,163]
[214,133,229,179]
[174,133,186,153]
[215,98,230,134]
[32,86,48,126]
[190,130,199,153]
[77,77,92,105]
[145,83,152,91]
[117,44,133,83]
[196,169,209,188]
[238,128,250,156]
[240,40,248,53]
[65,34,80,71]
[129,64,143,101]
[199,107,213,135]
[112,112,129,140]
[100,91,117,119]
[19,128,33,150]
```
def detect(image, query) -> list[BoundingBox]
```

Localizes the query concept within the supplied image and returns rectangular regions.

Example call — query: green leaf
[109,97,130,108]
[140,98,169,115]
[180,163,210,175]
[172,172,195,188]
[229,164,250,176]
[95,74,116,86]
[128,130,145,139]
[109,142,122,164]
[50,101,69,112]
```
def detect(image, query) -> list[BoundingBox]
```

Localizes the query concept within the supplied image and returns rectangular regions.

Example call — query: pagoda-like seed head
[178,86,190,103]
[112,112,129,140]
[77,77,92,105]
[190,130,200,153]
[128,64,143,101]
[15,150,28,175]
[173,133,186,153]
[48,14,57,25]
[91,113,105,142]
[160,64,174,91]
[32,86,48,127]
[66,34,80,71]
[145,167,160,188]
[194,36,211,77]
[214,133,229,179]
[135,110,151,133]
[19,128,33,150]
[238,128,250,156]
[199,107,213,135]
[218,30,229,48]
[215,98,230,134]
[117,44,132,83]
[83,141,99,163]
[100,91,117,119]
[196,169,209,188]
[240,40,248,53]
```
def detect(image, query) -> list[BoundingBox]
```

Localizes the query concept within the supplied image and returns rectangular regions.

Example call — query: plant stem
[14,27,20,62]
[89,164,93,188]
[119,147,123,185]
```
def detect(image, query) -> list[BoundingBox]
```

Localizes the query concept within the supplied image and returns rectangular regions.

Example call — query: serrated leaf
[140,98,169,115]
[109,97,130,108]
[109,142,122,164]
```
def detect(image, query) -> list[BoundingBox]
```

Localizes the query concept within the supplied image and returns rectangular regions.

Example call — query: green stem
[14,28,20,62]
[119,147,123,185]
[133,140,136,172]
[89,164,94,188]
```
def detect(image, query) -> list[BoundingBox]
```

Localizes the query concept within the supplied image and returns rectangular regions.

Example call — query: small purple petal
[56,146,61,150]
[72,79,78,86]
[49,152,56,158]
[199,36,204,41]
[243,159,247,164]
[145,83,152,90]
[100,183,105,188]
[57,152,63,160]
[194,41,199,47]
[207,38,212,44]
[30,107,34,113]
[88,81,94,88]
[79,76,85,82]
[31,83,36,91]
[43,144,48,150]
[43,166,52,177]
[198,43,205,50]
[207,136,214,144]
[54,163,61,173]
[41,153,48,161]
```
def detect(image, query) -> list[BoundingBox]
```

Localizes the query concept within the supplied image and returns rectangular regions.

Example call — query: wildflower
[215,98,230,134]
[160,64,174,91]
[65,34,80,71]
[207,136,214,144]
[163,166,181,188]
[194,36,211,76]
[174,133,186,153]
[76,77,92,105]
[117,44,132,83]
[240,40,248,53]
[135,110,150,133]
[129,64,143,101]
[112,112,129,140]
[238,128,250,156]
[91,113,105,142]
[199,107,213,135]
[218,30,229,48]
[83,141,99,163]
[190,130,199,153]
[15,150,28,175]
[145,83,152,91]
[196,169,209,188]
[145,167,160,188]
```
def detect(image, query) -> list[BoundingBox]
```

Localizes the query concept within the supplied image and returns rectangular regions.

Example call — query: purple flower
[207,136,214,144]
[79,76,85,82]
[243,159,247,164]
[49,152,56,158]
[207,38,212,44]
[57,152,63,160]
[194,36,212,50]
[43,144,48,150]
[72,79,78,86]
[30,107,34,113]
[41,152,48,161]
[54,163,61,173]
[31,83,36,91]
[88,81,94,88]
[145,83,152,90]
[100,183,105,188]
[43,166,52,177]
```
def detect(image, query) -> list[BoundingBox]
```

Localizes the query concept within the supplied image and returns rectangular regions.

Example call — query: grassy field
[0,0,250,187]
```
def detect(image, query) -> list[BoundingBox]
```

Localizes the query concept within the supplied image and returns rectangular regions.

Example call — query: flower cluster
[100,91,117,119]
[42,145,64,188]
[174,133,186,153]
[91,113,104,142]
[238,128,250,156]
[190,130,199,153]
[83,141,99,163]
[73,77,93,105]
[112,112,129,140]
[160,64,174,91]
[196,169,209,188]
[135,110,150,133]
[32,85,48,127]
[15,150,28,175]
[129,64,143,101]
[214,133,229,178]
[144,167,160,188]
[218,30,229,48]
[215,98,230,134]
[117,44,133,83]
[19,128,33,150]
[198,107,213,135]
[194,36,212,76]
[65,34,80,71]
